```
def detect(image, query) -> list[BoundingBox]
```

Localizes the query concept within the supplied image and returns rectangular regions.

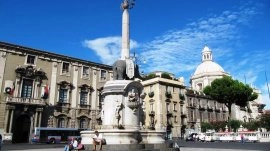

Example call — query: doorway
[12,114,31,143]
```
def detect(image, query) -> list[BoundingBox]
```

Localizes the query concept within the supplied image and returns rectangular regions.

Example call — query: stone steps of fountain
[84,143,179,151]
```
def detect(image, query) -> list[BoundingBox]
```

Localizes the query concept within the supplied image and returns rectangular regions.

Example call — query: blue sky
[1,0,270,109]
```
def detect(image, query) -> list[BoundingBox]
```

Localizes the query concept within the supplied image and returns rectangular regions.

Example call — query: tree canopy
[203,76,258,118]
[259,113,270,131]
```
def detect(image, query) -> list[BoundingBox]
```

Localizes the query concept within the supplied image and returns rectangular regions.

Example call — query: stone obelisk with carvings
[81,0,165,145]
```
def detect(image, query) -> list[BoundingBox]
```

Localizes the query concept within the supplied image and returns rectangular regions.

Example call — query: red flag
[42,84,49,99]
[10,82,15,96]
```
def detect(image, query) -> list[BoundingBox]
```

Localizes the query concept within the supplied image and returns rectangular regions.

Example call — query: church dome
[192,46,226,77]
[194,61,225,75]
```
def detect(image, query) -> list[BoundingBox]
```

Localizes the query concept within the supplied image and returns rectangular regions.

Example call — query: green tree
[203,76,258,118]
[259,113,270,131]
[201,122,214,132]
[161,72,172,80]
[242,121,260,131]
[210,121,227,132]
[144,73,156,80]
[228,119,242,132]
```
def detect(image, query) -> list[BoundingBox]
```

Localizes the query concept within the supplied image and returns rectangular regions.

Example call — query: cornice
[0,41,112,70]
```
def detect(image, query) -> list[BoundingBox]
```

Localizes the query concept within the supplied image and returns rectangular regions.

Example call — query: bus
[31,127,81,144]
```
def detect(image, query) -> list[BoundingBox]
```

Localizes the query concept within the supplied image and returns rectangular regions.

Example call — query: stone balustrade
[258,132,270,142]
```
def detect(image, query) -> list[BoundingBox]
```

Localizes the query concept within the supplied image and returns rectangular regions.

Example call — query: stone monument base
[81,129,165,145]
[82,142,178,151]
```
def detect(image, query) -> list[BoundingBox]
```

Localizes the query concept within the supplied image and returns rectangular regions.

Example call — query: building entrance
[12,114,31,143]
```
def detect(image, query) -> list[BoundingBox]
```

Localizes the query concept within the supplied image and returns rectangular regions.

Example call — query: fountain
[81,0,165,148]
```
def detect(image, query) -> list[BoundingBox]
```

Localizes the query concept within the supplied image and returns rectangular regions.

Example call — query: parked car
[186,133,198,141]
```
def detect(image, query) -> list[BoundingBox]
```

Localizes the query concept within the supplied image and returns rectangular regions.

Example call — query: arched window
[79,118,87,129]
[196,83,203,90]
[58,117,65,128]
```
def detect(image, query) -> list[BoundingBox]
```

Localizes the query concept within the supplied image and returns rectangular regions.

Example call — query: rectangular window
[100,70,106,80]
[150,85,153,92]
[173,103,177,111]
[21,79,33,98]
[150,103,154,111]
[80,119,87,129]
[190,110,194,122]
[200,112,203,122]
[62,62,70,74]
[59,89,68,103]
[80,91,88,105]
[166,103,170,112]
[26,55,36,65]
[58,118,65,128]
[82,66,90,78]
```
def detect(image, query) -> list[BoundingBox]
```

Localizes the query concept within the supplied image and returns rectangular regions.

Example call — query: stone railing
[6,97,46,106]
[259,132,270,142]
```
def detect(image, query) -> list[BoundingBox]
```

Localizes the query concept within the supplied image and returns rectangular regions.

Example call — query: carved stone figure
[112,60,126,80]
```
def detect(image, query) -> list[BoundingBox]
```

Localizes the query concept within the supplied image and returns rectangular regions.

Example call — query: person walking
[241,134,244,144]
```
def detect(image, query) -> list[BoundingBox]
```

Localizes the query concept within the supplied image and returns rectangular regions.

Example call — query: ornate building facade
[141,71,229,139]
[0,41,112,143]
[141,71,186,139]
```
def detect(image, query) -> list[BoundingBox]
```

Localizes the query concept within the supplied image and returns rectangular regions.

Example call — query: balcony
[6,97,46,106]
[199,104,206,110]
[180,100,185,105]
[167,111,173,117]
[181,112,187,118]
[149,111,155,116]
[78,104,91,109]
[56,102,71,108]
[165,91,172,98]
[148,91,154,98]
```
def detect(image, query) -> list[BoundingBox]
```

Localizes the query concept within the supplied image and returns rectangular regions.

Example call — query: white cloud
[82,1,268,95]
[83,36,138,65]
[138,2,260,81]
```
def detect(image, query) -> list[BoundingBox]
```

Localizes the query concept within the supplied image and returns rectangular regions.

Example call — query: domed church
[190,46,264,122]
[190,46,229,91]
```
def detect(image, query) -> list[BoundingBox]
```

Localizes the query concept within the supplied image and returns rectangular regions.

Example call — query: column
[38,111,42,127]
[91,67,97,110]
[34,111,38,128]
[49,61,58,105]
[4,108,10,133]
[9,109,14,133]
[71,66,78,108]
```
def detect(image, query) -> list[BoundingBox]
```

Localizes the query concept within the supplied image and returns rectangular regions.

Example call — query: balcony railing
[167,111,173,117]
[57,102,71,108]
[149,111,155,116]
[6,97,46,106]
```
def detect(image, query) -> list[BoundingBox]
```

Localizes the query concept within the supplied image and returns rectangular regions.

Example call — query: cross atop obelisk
[120,0,135,60]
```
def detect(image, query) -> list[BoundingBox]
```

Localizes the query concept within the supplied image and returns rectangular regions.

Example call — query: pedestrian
[70,137,78,150]
[92,130,103,151]
[240,134,244,144]
[64,137,78,151]
[74,138,84,151]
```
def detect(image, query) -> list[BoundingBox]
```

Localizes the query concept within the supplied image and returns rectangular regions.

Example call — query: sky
[0,0,270,109]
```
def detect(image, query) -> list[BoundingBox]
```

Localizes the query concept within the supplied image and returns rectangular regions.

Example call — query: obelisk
[121,0,130,60]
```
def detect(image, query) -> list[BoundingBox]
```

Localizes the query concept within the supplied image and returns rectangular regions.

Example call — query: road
[1,141,270,151]
[178,140,270,151]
